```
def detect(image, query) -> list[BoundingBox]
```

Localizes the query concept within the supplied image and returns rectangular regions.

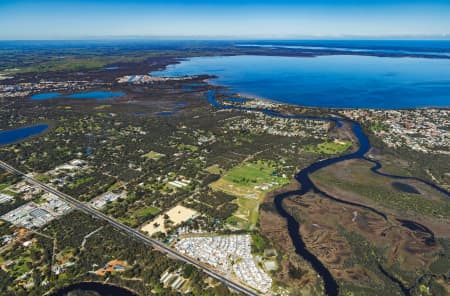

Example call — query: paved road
[0,160,260,296]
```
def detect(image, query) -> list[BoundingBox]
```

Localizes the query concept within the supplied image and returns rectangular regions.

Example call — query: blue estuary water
[207,91,448,296]
[0,124,48,145]
[152,55,450,108]
[31,91,125,100]
[51,282,137,296]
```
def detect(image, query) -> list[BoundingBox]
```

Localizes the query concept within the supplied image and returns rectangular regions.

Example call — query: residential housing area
[0,39,448,296]
[342,108,450,154]
[0,80,107,99]
[175,235,273,293]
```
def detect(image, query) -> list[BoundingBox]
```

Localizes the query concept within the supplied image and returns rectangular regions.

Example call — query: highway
[0,160,260,296]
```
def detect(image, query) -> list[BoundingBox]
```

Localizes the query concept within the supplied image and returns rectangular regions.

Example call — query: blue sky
[1,0,450,39]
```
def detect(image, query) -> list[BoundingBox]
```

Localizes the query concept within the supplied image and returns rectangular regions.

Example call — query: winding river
[207,90,450,296]
[2,90,447,296]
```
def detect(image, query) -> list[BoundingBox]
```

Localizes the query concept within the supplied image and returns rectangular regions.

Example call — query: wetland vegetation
[0,41,448,296]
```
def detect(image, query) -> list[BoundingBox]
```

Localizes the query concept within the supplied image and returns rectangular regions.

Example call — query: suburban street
[0,160,260,296]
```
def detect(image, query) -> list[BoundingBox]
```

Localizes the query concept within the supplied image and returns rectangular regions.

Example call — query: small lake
[51,282,138,296]
[152,55,450,109]
[392,182,421,194]
[0,124,48,145]
[31,91,125,101]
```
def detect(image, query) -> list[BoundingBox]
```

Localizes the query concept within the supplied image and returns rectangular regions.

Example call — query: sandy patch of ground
[141,205,198,236]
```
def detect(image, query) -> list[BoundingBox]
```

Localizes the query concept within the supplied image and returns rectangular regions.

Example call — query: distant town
[0,41,448,296]
[342,108,449,154]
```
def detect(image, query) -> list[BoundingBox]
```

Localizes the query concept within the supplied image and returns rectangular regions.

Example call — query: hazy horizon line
[1,34,450,42]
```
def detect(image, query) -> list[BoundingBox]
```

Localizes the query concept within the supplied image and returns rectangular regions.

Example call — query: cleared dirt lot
[141,205,198,236]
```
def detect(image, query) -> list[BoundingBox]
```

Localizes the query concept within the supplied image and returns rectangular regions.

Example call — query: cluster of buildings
[8,181,42,200]
[46,159,89,187]
[0,80,106,98]
[94,259,127,276]
[224,113,329,138]
[16,271,35,290]
[0,193,14,204]
[254,181,281,191]
[197,134,217,146]
[0,231,17,247]
[187,128,218,146]
[0,235,12,247]
[223,97,280,109]
[342,108,449,154]
[168,177,192,189]
[116,74,200,84]
[0,73,14,81]
[90,191,125,209]
[52,261,76,275]
[160,269,188,292]
[175,234,272,294]
[153,171,194,191]
[0,193,71,229]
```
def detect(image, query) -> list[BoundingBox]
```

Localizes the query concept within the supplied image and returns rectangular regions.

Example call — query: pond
[0,124,48,145]
[392,182,421,194]
[51,282,138,296]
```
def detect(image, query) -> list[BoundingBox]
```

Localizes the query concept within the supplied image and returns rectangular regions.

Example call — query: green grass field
[134,206,161,217]
[178,144,198,152]
[118,206,160,227]
[304,139,352,155]
[0,182,12,191]
[223,160,288,189]
[142,151,166,160]
[67,176,94,189]
[211,160,289,230]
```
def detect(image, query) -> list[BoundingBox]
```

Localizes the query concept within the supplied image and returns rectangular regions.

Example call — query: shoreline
[0,121,54,146]
[218,87,450,112]
[49,280,140,296]
[207,90,449,295]
[152,54,450,111]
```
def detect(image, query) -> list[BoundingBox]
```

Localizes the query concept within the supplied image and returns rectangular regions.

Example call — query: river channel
[207,90,450,296]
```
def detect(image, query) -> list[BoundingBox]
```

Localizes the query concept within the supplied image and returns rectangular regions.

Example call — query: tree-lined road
[0,160,259,296]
